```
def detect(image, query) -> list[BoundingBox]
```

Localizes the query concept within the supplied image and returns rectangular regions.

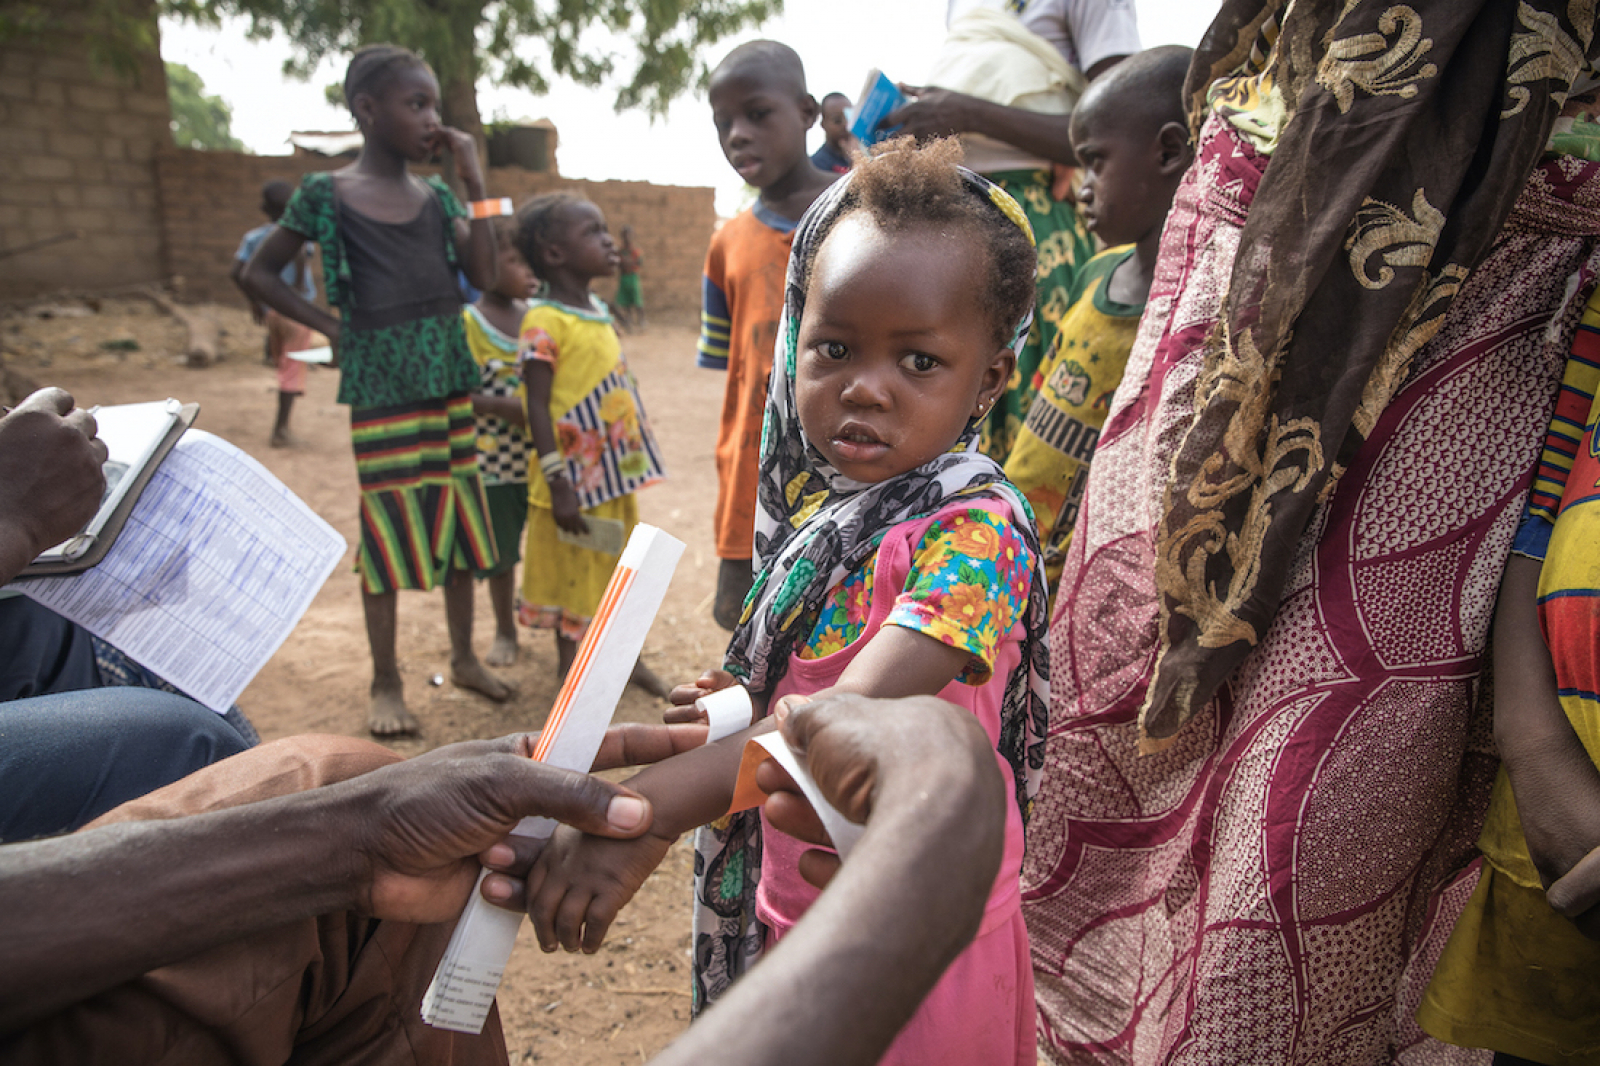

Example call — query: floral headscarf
[691,163,1052,1011]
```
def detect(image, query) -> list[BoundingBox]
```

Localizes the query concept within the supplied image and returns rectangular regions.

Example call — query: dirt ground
[3,297,726,1062]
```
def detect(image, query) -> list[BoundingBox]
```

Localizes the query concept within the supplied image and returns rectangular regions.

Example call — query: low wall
[0,32,170,297]
[154,149,714,314]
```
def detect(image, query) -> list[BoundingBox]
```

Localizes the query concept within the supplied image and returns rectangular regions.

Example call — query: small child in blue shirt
[232,180,320,446]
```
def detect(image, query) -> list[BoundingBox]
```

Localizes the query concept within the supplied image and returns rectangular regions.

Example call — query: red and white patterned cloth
[1021,117,1600,1065]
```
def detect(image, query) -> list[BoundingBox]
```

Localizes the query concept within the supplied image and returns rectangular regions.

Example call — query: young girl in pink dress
[525,138,1050,1065]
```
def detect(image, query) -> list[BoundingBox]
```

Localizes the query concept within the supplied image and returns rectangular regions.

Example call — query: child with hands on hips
[512,193,670,698]
[524,137,1051,1066]
[240,43,510,736]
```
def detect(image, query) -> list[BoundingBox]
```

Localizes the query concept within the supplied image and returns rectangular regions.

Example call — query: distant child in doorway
[1003,46,1193,607]
[699,40,839,631]
[466,216,536,667]
[614,224,645,332]
[232,179,320,447]
[811,91,856,173]
[241,43,511,736]
[512,193,670,698]
[526,139,1051,1066]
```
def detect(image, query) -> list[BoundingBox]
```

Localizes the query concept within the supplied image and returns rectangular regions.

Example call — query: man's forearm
[653,732,1001,1066]
[0,791,358,1033]
[958,97,1079,166]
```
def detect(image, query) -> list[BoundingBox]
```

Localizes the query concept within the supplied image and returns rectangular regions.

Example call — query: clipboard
[21,400,199,578]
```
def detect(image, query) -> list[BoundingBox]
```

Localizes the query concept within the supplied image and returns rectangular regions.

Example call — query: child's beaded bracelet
[538,451,567,481]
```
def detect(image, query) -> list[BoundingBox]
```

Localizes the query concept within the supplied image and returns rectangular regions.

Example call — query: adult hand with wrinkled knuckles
[0,727,705,1035]
[0,387,107,584]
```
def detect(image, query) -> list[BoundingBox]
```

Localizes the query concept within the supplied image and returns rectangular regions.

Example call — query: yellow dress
[514,295,663,642]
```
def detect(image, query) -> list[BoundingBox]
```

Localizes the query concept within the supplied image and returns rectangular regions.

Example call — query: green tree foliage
[163,0,782,139]
[165,60,246,151]
[2,1,161,83]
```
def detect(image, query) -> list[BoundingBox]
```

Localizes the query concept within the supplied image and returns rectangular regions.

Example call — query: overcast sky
[159,1,1218,216]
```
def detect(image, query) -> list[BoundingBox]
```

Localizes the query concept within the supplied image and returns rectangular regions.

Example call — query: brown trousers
[5,736,508,1066]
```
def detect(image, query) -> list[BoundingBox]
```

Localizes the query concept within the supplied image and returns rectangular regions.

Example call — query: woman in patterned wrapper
[242,43,513,736]
[1021,4,1600,1063]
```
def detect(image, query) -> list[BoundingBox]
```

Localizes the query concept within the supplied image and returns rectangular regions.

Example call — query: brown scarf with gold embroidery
[1144,0,1599,743]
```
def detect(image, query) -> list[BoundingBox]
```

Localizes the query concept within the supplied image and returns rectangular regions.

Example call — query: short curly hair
[512,192,585,280]
[808,137,1036,348]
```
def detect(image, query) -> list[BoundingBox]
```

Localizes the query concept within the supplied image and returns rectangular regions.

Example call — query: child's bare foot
[629,660,671,701]
[452,656,514,701]
[485,632,518,668]
[270,429,293,448]
[369,683,418,736]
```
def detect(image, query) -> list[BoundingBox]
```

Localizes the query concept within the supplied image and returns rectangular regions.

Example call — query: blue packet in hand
[848,70,907,145]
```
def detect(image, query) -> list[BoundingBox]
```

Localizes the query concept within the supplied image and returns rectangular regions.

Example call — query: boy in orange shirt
[698,40,839,629]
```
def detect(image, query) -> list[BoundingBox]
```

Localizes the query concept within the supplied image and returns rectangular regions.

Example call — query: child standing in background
[527,142,1051,1065]
[1418,287,1600,1065]
[699,40,839,631]
[513,193,670,697]
[466,217,535,667]
[241,43,511,735]
[810,91,856,174]
[614,224,645,332]
[1003,47,1193,606]
[232,179,319,447]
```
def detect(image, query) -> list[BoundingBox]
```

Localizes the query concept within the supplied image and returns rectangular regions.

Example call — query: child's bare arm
[1494,553,1600,889]
[242,227,338,339]
[520,359,586,533]
[828,624,970,700]
[437,127,497,293]
[526,718,778,951]
[228,259,265,323]
[468,393,526,426]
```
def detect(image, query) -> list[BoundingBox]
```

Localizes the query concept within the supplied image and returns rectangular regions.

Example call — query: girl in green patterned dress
[241,44,511,736]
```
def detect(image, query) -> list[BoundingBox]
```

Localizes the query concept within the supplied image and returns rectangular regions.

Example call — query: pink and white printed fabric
[1021,117,1600,1065]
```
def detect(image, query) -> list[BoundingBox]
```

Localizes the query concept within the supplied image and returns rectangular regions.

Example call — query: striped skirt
[351,395,497,594]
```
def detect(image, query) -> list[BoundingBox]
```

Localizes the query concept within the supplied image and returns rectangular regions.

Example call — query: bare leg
[363,589,416,736]
[485,569,518,667]
[270,392,296,448]
[556,633,578,679]
[714,558,754,631]
[444,568,513,701]
[629,658,670,700]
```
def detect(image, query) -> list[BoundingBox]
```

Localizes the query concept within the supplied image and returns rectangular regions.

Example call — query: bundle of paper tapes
[421,524,685,1034]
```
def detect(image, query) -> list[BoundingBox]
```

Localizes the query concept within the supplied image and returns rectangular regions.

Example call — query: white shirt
[941,0,1140,172]
[946,0,1141,75]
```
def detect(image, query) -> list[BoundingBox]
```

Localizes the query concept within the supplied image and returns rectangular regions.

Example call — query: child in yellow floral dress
[513,193,668,695]
[521,139,1051,1065]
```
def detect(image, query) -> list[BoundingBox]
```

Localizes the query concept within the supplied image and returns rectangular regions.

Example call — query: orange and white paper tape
[422,524,685,1034]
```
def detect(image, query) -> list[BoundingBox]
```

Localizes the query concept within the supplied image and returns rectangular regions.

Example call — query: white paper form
[10,429,346,713]
[423,524,685,1034]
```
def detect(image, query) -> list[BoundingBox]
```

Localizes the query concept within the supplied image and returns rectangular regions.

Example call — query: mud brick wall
[156,151,715,314]
[0,33,170,297]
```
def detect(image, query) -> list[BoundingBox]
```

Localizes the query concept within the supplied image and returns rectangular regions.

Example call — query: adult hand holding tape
[754,691,1006,890]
